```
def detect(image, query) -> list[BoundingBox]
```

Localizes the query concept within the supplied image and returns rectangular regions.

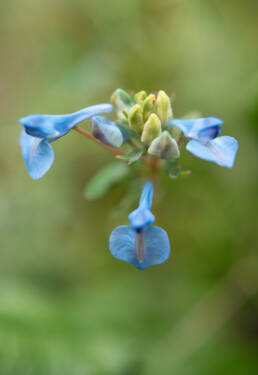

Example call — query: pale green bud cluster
[111,88,180,160]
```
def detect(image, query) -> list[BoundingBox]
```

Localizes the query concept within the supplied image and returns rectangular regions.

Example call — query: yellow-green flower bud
[155,90,173,126]
[148,130,180,159]
[134,90,147,105]
[128,104,144,133]
[141,114,161,145]
[111,88,135,119]
[143,94,155,122]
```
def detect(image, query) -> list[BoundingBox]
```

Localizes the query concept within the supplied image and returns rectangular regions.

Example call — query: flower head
[169,117,238,168]
[19,104,113,179]
[109,181,170,269]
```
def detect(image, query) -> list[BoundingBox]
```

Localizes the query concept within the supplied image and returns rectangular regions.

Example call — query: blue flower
[19,103,113,179]
[169,117,238,168]
[109,181,170,270]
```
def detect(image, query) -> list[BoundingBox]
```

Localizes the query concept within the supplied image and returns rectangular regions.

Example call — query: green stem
[177,134,185,146]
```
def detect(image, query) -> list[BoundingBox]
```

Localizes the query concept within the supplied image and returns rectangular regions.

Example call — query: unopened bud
[141,114,161,145]
[128,104,144,133]
[148,130,180,159]
[91,116,124,147]
[155,90,173,126]
[111,88,135,119]
[134,90,147,105]
[143,94,155,121]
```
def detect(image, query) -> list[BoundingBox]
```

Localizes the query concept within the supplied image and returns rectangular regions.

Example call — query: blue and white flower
[109,181,170,270]
[19,104,113,179]
[169,117,238,168]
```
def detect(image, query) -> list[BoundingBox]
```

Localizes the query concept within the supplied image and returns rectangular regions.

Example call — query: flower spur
[109,181,170,270]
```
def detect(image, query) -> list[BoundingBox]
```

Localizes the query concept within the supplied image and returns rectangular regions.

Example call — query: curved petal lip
[186,136,238,168]
[19,130,54,179]
[109,225,170,270]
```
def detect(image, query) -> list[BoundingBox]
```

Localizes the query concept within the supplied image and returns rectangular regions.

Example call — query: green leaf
[84,162,130,200]
[116,150,143,165]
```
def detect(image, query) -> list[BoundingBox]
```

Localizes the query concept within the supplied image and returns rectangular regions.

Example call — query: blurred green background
[0,0,258,374]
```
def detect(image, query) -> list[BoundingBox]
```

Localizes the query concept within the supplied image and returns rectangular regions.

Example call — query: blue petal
[109,225,170,270]
[19,103,113,141]
[90,116,124,147]
[128,181,155,230]
[169,117,223,140]
[168,118,196,136]
[19,130,54,179]
[186,136,238,168]
[191,117,223,140]
[196,125,221,140]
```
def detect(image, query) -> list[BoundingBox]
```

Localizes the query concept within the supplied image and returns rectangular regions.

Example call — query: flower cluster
[19,88,239,269]
[110,89,180,160]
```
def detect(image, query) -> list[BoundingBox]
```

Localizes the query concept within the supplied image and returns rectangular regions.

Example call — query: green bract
[148,131,180,160]
[111,88,135,119]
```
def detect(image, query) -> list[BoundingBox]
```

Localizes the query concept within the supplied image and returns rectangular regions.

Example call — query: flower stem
[149,156,160,175]
[74,126,154,169]
[73,126,125,155]
[177,134,184,146]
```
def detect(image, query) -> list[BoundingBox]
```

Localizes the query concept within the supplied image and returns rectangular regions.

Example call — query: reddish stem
[73,126,125,155]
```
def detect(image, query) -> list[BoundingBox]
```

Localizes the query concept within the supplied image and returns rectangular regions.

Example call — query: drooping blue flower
[19,103,113,179]
[169,117,238,168]
[109,181,170,270]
